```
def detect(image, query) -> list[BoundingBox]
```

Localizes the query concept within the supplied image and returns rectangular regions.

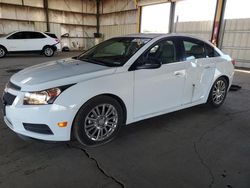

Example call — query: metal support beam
[44,0,50,32]
[96,0,100,36]
[137,6,142,33]
[211,0,227,47]
[169,1,176,33]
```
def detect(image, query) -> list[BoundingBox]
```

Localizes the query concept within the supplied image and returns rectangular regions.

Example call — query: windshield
[78,37,151,67]
[0,31,15,38]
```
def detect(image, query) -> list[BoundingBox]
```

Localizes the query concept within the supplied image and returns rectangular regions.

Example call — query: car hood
[10,58,116,91]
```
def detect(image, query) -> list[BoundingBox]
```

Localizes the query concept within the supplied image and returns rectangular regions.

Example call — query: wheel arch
[0,45,8,52]
[70,93,127,140]
[219,75,229,86]
[42,45,57,51]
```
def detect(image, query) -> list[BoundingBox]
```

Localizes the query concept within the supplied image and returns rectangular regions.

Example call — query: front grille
[2,92,16,106]
[23,123,54,135]
[7,82,21,91]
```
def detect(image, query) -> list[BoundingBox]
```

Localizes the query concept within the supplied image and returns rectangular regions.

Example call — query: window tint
[205,43,220,57]
[45,33,58,39]
[93,42,126,58]
[29,32,46,39]
[7,32,26,39]
[79,37,151,66]
[146,40,177,64]
[7,32,46,39]
[183,39,206,59]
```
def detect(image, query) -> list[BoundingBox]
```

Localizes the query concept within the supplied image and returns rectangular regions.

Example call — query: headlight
[23,88,61,105]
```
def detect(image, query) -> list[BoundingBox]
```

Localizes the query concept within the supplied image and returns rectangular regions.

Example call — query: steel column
[211,0,227,47]
[44,0,50,32]
[169,1,176,33]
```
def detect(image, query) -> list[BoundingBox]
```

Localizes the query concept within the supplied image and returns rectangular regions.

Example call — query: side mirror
[136,58,162,70]
[72,56,79,60]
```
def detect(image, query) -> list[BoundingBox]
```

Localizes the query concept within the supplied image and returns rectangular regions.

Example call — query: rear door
[180,37,216,104]
[24,32,47,51]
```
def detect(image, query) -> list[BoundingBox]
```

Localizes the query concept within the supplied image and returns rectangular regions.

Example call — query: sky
[141,0,250,33]
[225,0,250,19]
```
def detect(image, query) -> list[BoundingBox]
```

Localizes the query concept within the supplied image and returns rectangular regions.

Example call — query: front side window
[7,32,25,39]
[183,39,206,59]
[137,39,178,66]
[79,37,151,67]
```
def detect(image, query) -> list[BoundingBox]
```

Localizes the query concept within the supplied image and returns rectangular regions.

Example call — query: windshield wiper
[78,57,107,66]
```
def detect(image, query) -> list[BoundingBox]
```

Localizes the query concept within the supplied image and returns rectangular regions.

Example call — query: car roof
[121,33,207,40]
[120,33,214,46]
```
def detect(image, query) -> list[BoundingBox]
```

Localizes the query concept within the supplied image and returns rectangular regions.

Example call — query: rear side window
[183,39,206,59]
[205,43,220,57]
[28,32,46,39]
[45,33,58,39]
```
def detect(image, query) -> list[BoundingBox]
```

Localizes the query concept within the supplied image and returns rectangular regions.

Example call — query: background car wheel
[43,46,54,57]
[73,96,124,146]
[0,46,7,58]
[207,77,228,108]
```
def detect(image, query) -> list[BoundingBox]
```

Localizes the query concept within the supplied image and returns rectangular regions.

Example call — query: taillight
[232,59,236,66]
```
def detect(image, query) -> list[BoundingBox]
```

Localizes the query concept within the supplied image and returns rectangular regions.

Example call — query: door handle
[204,65,212,69]
[174,71,184,77]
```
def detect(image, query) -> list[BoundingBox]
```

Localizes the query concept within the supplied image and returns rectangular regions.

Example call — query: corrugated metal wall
[221,18,250,68]
[174,21,213,41]
[0,0,96,50]
[99,0,138,40]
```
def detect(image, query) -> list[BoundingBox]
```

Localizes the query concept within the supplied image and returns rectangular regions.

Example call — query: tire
[207,77,228,108]
[0,46,7,58]
[73,96,124,146]
[43,46,54,57]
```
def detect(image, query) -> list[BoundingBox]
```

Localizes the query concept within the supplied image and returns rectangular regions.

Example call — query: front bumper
[55,43,62,52]
[2,89,75,141]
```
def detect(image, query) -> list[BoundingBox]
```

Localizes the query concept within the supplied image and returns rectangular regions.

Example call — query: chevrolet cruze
[2,34,234,146]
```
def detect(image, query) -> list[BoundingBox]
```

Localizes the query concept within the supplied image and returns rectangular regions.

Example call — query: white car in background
[0,31,61,58]
[2,34,234,146]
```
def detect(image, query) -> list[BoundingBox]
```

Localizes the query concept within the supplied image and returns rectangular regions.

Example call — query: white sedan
[2,34,234,146]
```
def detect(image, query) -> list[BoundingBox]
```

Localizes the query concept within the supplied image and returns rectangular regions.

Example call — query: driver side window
[143,40,177,65]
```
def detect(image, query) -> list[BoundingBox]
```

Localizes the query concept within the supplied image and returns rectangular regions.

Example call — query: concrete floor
[0,52,250,188]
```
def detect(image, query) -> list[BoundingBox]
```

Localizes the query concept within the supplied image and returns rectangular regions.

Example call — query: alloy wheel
[44,47,53,56]
[212,80,226,105]
[84,104,118,141]
[0,48,5,57]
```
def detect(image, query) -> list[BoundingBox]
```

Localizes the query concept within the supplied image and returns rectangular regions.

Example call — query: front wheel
[0,46,7,58]
[207,77,228,108]
[73,96,124,146]
[43,46,54,57]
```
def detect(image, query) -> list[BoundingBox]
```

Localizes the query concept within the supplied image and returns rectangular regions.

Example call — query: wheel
[43,46,54,57]
[207,77,228,108]
[0,46,7,58]
[73,96,124,146]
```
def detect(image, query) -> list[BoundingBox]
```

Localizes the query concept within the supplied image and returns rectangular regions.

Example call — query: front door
[6,32,26,51]
[133,38,186,118]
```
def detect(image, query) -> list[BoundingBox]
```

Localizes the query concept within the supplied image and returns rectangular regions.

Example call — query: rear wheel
[0,46,6,58]
[43,46,54,57]
[73,96,124,146]
[207,77,228,108]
